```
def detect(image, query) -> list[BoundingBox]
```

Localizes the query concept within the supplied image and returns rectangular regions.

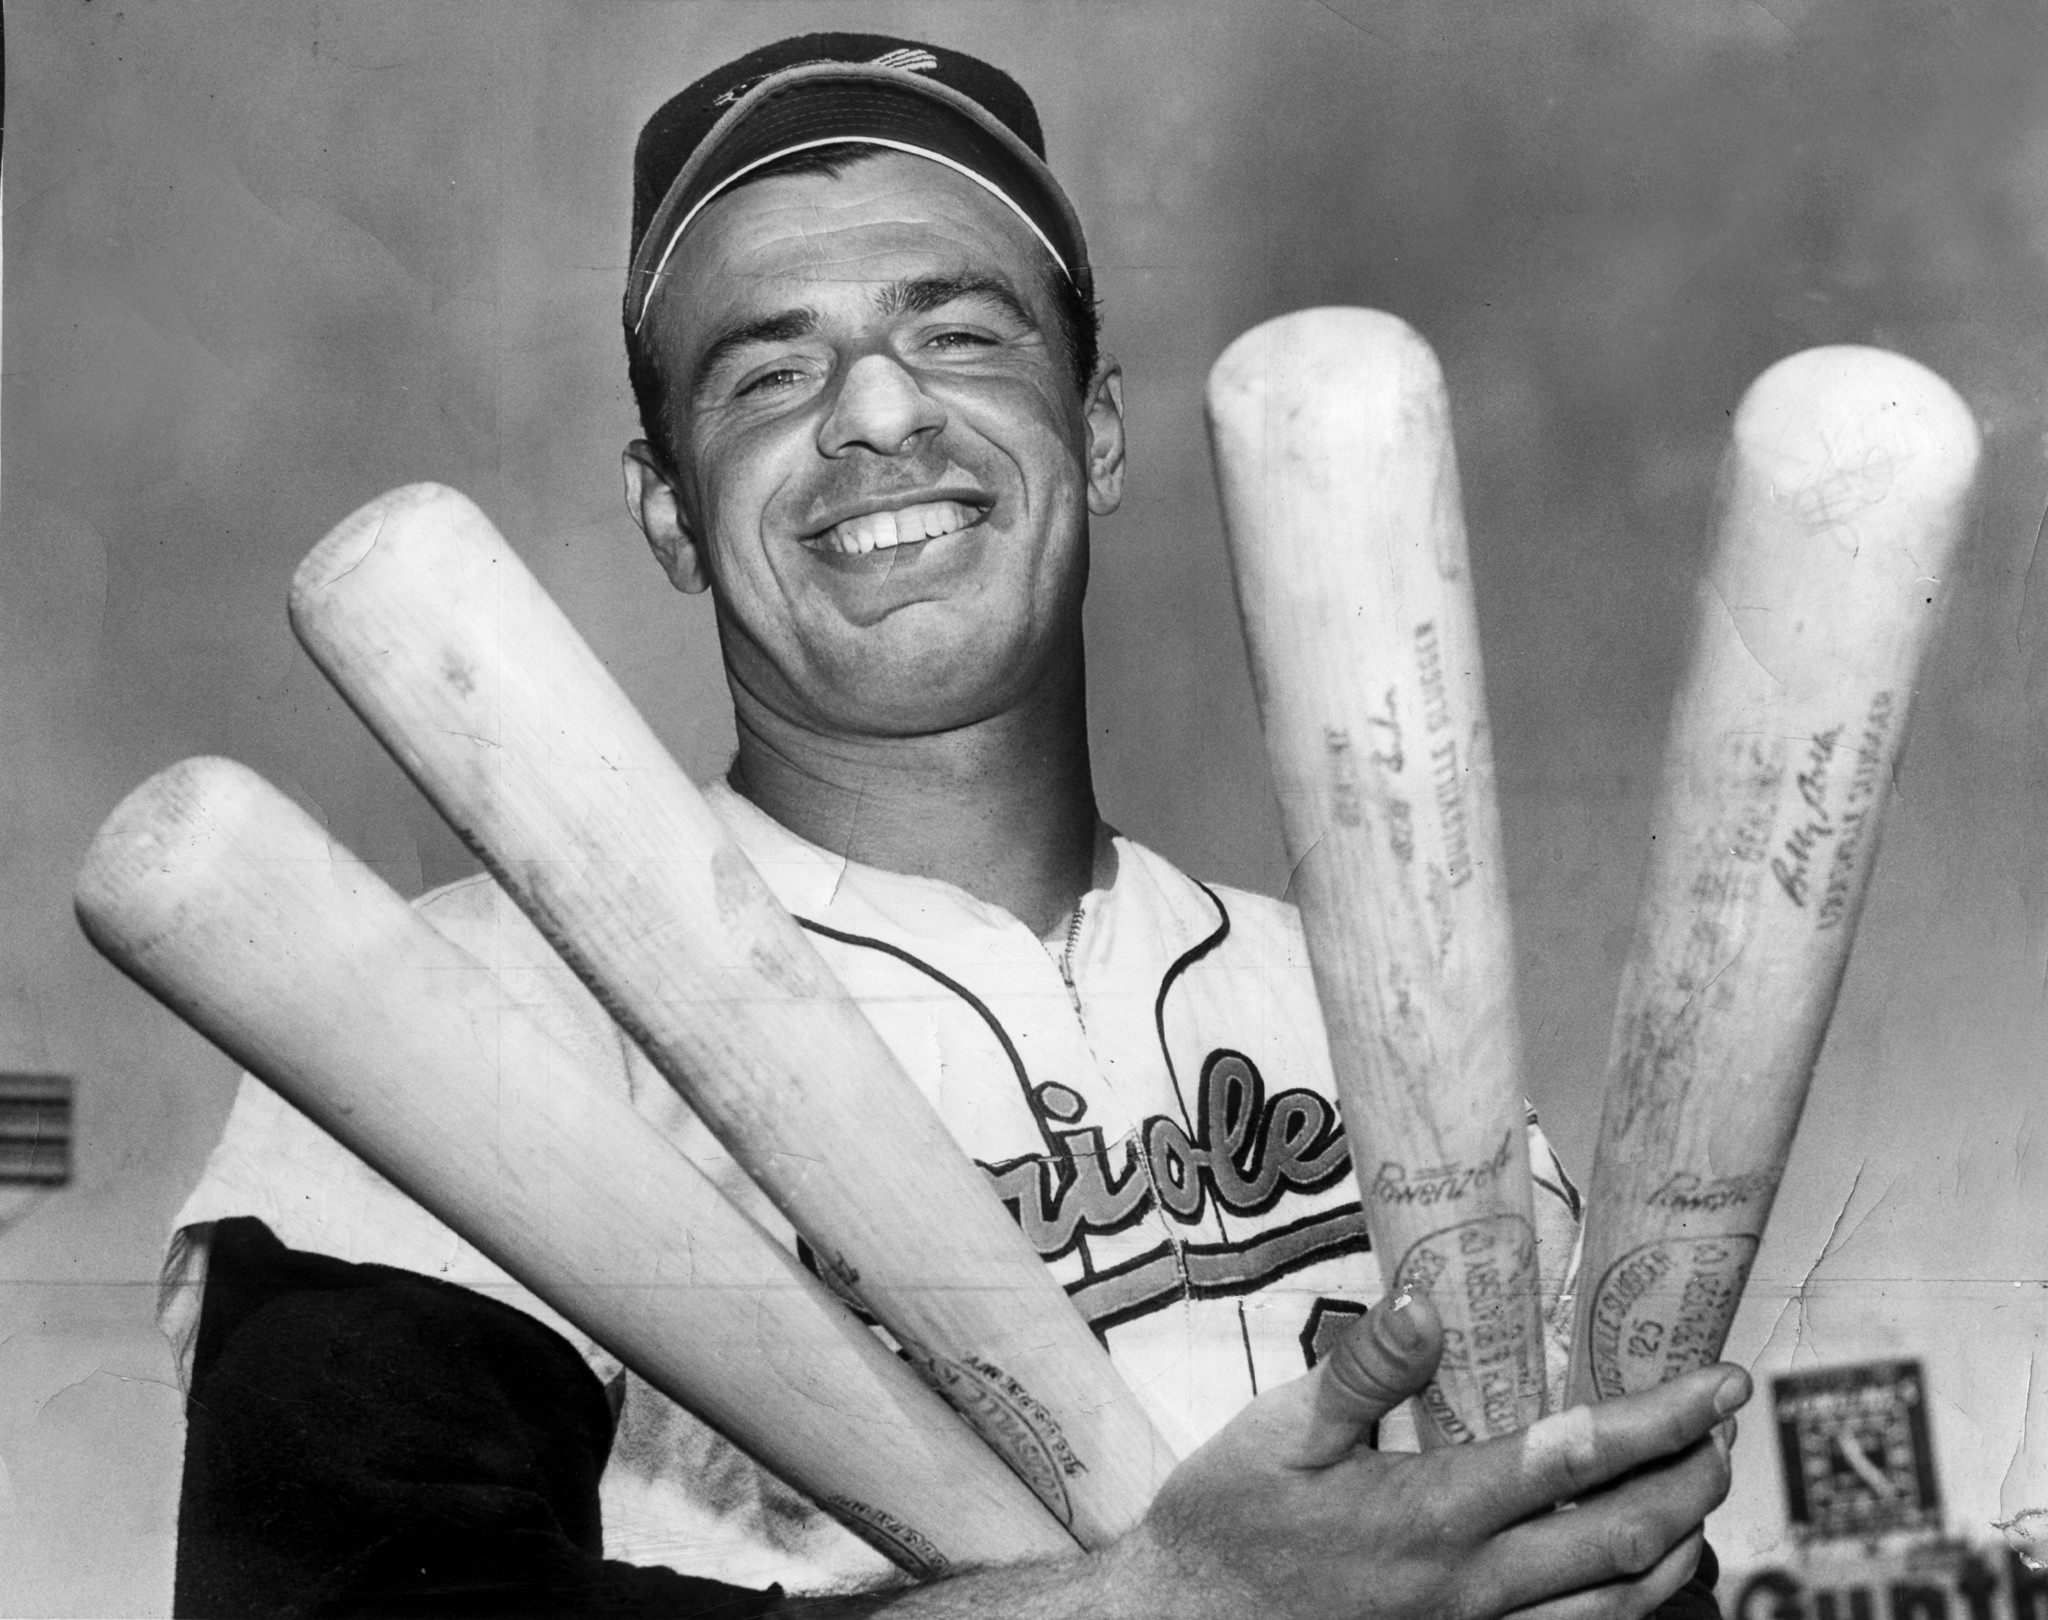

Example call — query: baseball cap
[625,34,1092,334]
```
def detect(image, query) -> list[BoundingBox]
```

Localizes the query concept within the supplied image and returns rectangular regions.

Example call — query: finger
[1474,1364,1749,1526]
[1296,1290,1444,1468]
[1501,1530,1706,1620]
[1472,1427,1731,1613]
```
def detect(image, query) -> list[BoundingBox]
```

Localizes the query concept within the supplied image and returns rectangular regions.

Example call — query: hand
[809,1295,1746,1619]
[1102,1292,1747,1620]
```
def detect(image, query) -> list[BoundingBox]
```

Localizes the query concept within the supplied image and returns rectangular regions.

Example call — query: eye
[735,364,809,397]
[924,327,999,352]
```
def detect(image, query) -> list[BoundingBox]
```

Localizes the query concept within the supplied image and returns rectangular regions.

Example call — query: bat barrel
[1207,309,1547,1446]
[1567,346,1980,1405]
[75,757,1078,1572]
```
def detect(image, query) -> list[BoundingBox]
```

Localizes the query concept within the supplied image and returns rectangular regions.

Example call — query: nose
[817,352,946,458]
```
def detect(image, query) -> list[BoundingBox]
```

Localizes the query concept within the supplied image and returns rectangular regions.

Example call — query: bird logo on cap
[713,46,940,108]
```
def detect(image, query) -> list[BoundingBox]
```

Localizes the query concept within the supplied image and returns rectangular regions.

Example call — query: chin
[810,643,1047,738]
[821,682,1019,739]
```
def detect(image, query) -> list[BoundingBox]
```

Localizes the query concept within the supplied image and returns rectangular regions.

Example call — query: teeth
[821,501,978,555]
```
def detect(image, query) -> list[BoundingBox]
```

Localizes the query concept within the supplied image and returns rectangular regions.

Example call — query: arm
[788,1293,1742,1620]
[178,1219,1743,1620]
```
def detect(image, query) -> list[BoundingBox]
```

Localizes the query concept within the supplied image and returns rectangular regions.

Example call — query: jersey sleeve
[173,1214,783,1618]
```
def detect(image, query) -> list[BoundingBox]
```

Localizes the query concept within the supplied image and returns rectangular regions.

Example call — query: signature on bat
[1644,1169,1780,1214]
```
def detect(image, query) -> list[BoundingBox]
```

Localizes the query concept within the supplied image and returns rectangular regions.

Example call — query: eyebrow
[690,308,819,396]
[878,272,1040,331]
[689,273,1042,396]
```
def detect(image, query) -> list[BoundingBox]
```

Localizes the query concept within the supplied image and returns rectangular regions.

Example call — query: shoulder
[1205,880,1313,966]
[412,870,526,952]
[415,868,500,920]
[408,874,632,1071]
[1111,838,1312,971]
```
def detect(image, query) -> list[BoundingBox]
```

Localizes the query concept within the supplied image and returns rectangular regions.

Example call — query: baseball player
[161,34,1744,1617]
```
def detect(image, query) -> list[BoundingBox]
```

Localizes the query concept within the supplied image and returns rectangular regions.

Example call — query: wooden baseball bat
[286,485,1178,1546]
[1206,308,1547,1447]
[75,756,1077,1573]
[1566,346,1980,1405]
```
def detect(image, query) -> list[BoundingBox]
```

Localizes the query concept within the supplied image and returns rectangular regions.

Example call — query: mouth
[800,498,990,558]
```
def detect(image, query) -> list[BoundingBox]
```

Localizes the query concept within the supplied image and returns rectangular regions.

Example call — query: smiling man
[618,72,1119,942]
[162,33,1745,1619]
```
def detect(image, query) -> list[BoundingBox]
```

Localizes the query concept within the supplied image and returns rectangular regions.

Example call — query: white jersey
[165,780,1582,1593]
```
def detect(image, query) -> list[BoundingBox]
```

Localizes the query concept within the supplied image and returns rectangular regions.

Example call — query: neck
[726,657,1102,939]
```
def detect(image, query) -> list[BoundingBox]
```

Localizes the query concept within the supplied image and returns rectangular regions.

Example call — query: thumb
[1297,1290,1443,1468]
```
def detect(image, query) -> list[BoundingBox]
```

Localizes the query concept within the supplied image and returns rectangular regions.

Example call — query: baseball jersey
[163,779,1583,1594]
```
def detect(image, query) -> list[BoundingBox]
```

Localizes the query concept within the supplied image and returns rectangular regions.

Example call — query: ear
[1083,358,1126,517]
[622,440,710,594]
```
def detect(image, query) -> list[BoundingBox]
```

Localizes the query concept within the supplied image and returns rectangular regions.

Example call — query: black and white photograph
[5,3,2048,1614]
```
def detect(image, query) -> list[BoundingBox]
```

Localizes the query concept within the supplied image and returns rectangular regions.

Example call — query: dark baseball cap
[624,34,1091,334]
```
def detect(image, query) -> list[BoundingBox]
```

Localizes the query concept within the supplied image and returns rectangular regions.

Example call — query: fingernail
[1713,1371,1749,1417]
[1385,1289,1423,1347]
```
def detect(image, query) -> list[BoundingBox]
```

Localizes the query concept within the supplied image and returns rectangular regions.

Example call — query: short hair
[623,145,1102,471]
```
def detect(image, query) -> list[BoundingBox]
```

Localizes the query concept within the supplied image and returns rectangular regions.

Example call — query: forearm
[780,1524,1721,1620]
[771,1535,1169,1620]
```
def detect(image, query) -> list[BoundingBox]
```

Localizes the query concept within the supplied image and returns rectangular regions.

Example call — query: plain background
[6,1,2048,1610]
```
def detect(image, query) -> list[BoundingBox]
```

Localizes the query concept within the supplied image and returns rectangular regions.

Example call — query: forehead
[648,151,1056,345]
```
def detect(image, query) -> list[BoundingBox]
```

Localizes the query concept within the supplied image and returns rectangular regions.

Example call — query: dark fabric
[1659,1539,1723,1620]
[174,1216,781,1618]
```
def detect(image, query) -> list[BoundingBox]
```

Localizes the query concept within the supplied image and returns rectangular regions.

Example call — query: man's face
[631,151,1123,738]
